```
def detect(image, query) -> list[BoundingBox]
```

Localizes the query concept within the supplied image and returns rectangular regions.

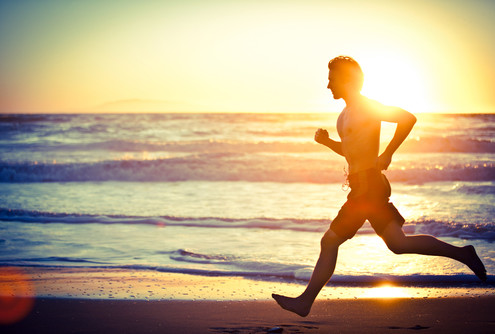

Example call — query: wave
[2,136,495,154]
[1,251,488,285]
[401,137,495,153]
[454,183,495,195]
[1,157,494,183]
[0,256,106,265]
[0,208,330,232]
[1,208,494,241]
[157,249,491,284]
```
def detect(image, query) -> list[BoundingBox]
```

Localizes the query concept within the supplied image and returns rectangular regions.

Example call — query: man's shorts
[330,168,405,239]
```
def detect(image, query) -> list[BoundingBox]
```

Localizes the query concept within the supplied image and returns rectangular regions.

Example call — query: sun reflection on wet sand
[3,267,493,303]
[360,284,411,299]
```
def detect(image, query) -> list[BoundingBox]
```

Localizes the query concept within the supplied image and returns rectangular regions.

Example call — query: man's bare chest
[337,111,377,141]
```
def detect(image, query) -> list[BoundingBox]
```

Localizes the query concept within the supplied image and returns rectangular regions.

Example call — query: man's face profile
[327,69,346,100]
[327,65,362,100]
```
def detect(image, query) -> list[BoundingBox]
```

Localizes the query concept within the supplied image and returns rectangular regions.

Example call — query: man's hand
[314,128,344,156]
[378,108,416,170]
[314,128,329,145]
[376,151,392,170]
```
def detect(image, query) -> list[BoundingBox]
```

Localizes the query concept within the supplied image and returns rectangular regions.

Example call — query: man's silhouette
[272,56,487,317]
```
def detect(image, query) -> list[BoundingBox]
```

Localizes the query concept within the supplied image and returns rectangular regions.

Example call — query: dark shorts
[330,168,405,239]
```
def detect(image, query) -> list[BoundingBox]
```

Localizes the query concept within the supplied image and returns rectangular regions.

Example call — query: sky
[1,0,494,113]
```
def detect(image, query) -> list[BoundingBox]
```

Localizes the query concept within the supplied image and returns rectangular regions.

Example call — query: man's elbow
[401,110,416,126]
[408,113,417,126]
[396,111,416,131]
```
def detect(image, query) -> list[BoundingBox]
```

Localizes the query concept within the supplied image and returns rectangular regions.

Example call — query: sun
[360,55,432,113]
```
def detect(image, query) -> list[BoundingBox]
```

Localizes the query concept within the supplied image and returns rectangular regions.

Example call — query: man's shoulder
[359,96,403,121]
[360,96,386,112]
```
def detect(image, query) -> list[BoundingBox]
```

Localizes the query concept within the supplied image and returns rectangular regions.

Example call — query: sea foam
[1,208,493,241]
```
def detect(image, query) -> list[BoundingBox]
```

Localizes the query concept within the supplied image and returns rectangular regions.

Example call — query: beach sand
[1,267,494,333]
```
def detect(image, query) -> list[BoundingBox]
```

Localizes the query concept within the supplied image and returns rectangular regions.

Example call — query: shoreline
[1,266,493,301]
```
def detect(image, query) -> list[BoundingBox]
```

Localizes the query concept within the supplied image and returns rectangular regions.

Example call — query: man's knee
[381,221,407,254]
[383,234,408,254]
[321,229,345,249]
[386,241,406,254]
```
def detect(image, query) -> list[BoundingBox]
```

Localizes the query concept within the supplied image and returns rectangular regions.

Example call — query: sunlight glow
[1,0,494,113]
[360,284,411,299]
[0,267,35,325]
[360,55,431,113]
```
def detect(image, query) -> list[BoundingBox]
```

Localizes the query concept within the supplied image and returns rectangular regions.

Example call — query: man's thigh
[368,202,405,236]
[330,201,366,239]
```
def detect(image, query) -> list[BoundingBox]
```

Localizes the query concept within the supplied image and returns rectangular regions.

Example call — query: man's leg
[381,221,487,281]
[272,229,347,317]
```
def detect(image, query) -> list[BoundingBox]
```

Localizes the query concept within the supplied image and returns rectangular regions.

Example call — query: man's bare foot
[272,293,311,317]
[463,245,487,282]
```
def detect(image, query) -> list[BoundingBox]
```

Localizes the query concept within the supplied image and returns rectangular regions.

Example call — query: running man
[272,56,487,317]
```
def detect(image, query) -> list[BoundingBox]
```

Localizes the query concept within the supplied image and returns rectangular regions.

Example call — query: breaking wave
[1,249,488,285]
[1,136,495,154]
[1,208,493,241]
[1,158,493,183]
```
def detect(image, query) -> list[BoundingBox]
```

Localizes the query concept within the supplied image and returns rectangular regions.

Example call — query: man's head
[327,56,364,100]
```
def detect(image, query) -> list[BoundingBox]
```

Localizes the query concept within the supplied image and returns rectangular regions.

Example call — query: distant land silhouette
[92,99,202,113]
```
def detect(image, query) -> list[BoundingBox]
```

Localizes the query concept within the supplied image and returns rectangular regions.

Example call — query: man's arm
[314,128,344,156]
[376,108,416,170]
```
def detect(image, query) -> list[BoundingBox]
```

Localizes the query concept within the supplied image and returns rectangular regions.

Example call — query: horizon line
[1,110,495,115]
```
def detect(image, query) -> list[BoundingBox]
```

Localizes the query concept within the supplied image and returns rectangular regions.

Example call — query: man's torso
[337,97,382,174]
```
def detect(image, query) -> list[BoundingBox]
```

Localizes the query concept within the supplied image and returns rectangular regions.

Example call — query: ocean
[0,112,494,286]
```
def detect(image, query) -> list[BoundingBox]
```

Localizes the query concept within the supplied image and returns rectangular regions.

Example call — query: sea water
[0,113,494,285]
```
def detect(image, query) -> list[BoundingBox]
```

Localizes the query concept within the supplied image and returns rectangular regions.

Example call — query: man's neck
[343,92,363,107]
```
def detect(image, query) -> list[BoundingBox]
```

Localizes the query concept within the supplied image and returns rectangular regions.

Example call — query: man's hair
[328,56,364,90]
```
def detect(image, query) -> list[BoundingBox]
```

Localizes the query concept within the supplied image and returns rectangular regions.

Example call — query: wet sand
[3,297,495,333]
